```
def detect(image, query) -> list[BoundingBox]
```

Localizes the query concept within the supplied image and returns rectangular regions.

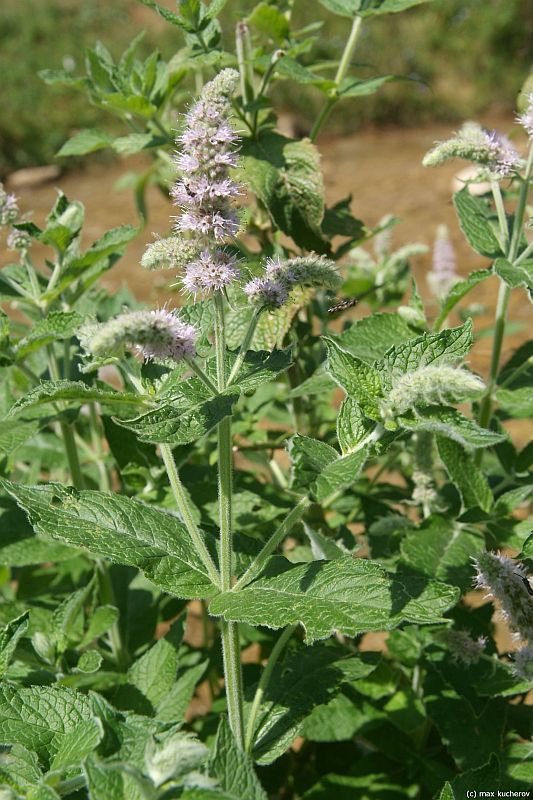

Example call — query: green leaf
[0,612,29,678]
[496,386,533,418]
[438,782,454,800]
[251,646,377,763]
[380,320,473,389]
[156,661,208,722]
[316,0,358,16]
[210,717,267,800]
[233,348,293,392]
[288,434,337,497]
[338,74,401,97]
[112,133,162,155]
[242,133,327,251]
[335,312,416,364]
[66,223,138,271]
[145,730,208,787]
[0,496,76,566]
[76,650,103,673]
[358,0,435,16]
[99,92,157,118]
[248,2,289,42]
[323,337,382,418]
[434,269,493,330]
[115,623,181,714]
[494,258,533,299]
[400,516,483,590]
[116,391,239,444]
[49,717,103,771]
[84,757,126,800]
[437,437,493,511]
[57,129,112,157]
[304,525,346,561]
[315,449,369,501]
[321,195,365,240]
[337,398,375,454]
[0,684,95,766]
[13,311,84,360]
[1,481,218,599]
[453,188,502,259]
[209,555,458,643]
[7,380,145,418]
[399,406,506,448]
[81,605,119,647]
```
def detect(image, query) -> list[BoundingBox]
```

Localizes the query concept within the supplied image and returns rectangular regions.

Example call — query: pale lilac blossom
[0,184,19,226]
[427,225,459,299]
[517,94,533,138]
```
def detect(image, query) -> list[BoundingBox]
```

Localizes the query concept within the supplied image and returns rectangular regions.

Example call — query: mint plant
[0,3,532,799]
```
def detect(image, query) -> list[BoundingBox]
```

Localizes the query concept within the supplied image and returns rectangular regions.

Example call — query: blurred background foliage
[1,0,532,175]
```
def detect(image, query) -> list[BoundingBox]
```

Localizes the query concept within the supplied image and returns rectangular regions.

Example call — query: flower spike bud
[384,365,485,416]
[0,184,20,226]
[513,644,533,680]
[87,309,197,364]
[141,236,202,272]
[517,93,533,139]
[473,552,533,642]
[441,629,487,666]
[428,224,458,300]
[423,122,521,178]
[7,227,31,252]
[265,254,341,291]
[243,277,289,310]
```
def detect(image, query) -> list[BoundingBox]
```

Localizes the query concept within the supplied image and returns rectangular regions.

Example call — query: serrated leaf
[57,129,112,157]
[233,348,293,392]
[210,717,267,800]
[336,312,416,364]
[250,645,377,763]
[400,517,483,590]
[76,650,103,673]
[13,311,84,360]
[494,258,533,299]
[289,434,337,497]
[0,420,42,455]
[0,684,95,766]
[321,195,365,240]
[116,391,239,444]
[0,613,29,679]
[209,555,459,643]
[337,398,376,453]
[338,74,401,97]
[115,623,181,714]
[434,269,492,330]
[0,497,77,566]
[439,783,454,800]
[437,437,493,511]
[248,2,289,42]
[66,224,138,271]
[380,320,473,389]
[81,605,119,647]
[323,337,382,418]
[453,188,502,259]
[156,661,208,722]
[49,717,103,770]
[1,481,218,599]
[7,380,146,419]
[304,525,345,560]
[315,448,369,501]
[495,387,533,418]
[399,406,505,448]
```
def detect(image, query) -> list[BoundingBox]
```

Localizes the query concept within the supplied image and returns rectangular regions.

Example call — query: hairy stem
[234,497,310,591]
[214,291,245,747]
[160,443,220,588]
[227,307,261,385]
[245,624,297,752]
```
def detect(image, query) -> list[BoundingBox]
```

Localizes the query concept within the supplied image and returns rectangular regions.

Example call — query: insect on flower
[515,572,533,597]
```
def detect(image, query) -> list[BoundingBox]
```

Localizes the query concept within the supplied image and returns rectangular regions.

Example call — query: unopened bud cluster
[244,255,341,310]
[423,122,521,179]
[0,183,19,226]
[473,552,533,680]
[87,309,197,364]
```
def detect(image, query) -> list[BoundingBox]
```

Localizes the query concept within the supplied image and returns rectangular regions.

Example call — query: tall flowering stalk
[473,552,533,643]
[427,225,458,300]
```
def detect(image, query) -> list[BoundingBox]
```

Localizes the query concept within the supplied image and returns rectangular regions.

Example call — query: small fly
[327,283,385,314]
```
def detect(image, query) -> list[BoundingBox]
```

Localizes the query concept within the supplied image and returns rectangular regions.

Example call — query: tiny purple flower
[517,94,533,139]
[243,277,289,310]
